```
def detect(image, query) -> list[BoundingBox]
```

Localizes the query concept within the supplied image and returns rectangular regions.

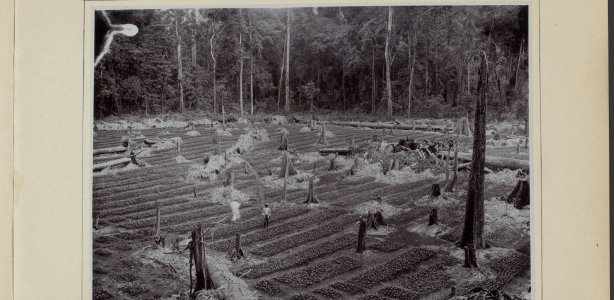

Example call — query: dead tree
[278,152,297,178]
[428,208,438,226]
[176,139,182,156]
[278,131,289,150]
[189,226,207,297]
[317,124,329,145]
[224,171,235,188]
[193,186,197,198]
[458,53,488,260]
[357,219,367,253]
[445,140,460,192]
[304,176,319,204]
[506,179,530,209]
[431,183,441,197]
[232,233,244,259]
[153,204,161,238]
[222,106,227,130]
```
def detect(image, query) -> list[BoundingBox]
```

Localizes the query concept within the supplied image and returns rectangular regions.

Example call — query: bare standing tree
[285,8,291,112]
[385,6,393,118]
[173,13,185,113]
[458,52,489,265]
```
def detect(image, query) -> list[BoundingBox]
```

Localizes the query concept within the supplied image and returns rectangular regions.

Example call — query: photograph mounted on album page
[9,0,609,299]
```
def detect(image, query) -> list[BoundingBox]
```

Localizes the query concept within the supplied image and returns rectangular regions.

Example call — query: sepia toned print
[91,6,530,300]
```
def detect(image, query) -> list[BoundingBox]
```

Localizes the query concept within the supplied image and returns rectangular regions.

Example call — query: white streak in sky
[94,11,139,67]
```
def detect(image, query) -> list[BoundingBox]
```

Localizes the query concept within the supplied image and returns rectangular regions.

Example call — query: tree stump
[233,233,244,259]
[463,245,478,268]
[372,134,379,142]
[329,154,339,171]
[153,204,161,237]
[506,179,530,209]
[304,176,319,204]
[357,219,367,253]
[264,162,273,176]
[431,183,441,197]
[193,186,197,198]
[93,213,100,230]
[278,152,297,178]
[445,143,459,192]
[224,171,235,188]
[176,140,182,156]
[428,208,438,226]
[189,226,207,296]
[317,124,329,145]
[222,106,227,131]
[278,131,289,150]
[365,212,378,230]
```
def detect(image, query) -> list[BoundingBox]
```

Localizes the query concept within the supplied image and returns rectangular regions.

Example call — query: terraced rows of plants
[93,122,530,300]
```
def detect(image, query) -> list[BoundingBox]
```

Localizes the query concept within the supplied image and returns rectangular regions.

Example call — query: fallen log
[438,151,529,171]
[319,147,352,156]
[93,146,127,156]
[93,157,131,171]
[323,120,448,132]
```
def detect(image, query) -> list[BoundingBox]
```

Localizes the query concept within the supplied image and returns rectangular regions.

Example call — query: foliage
[95,6,528,120]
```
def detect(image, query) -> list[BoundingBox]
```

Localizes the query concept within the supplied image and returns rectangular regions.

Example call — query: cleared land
[92,118,530,300]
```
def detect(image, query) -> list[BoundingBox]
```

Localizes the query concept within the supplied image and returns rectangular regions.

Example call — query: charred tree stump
[431,183,441,197]
[357,219,367,253]
[278,131,289,150]
[189,226,206,296]
[317,124,329,145]
[304,176,319,204]
[193,186,197,198]
[264,162,273,176]
[365,212,378,230]
[506,179,530,209]
[428,209,438,226]
[329,154,339,171]
[233,233,244,259]
[463,245,478,268]
[374,211,389,227]
[278,152,297,178]
[224,171,235,188]
[153,204,161,237]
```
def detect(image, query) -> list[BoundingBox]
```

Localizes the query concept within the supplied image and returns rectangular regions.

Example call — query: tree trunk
[278,42,286,111]
[428,208,438,226]
[210,34,217,113]
[239,31,244,115]
[506,179,530,209]
[304,176,319,204]
[233,233,244,259]
[459,53,488,251]
[407,31,416,118]
[285,9,291,112]
[174,17,185,113]
[357,219,367,253]
[249,11,254,116]
[341,65,346,110]
[371,43,376,115]
[190,226,206,295]
[385,6,393,118]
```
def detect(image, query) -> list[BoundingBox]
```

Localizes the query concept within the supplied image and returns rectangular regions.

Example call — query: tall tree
[458,52,488,258]
[384,6,393,117]
[238,9,244,115]
[173,11,185,113]
[285,8,291,112]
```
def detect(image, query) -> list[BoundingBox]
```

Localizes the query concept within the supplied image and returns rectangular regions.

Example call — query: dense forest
[94,6,528,121]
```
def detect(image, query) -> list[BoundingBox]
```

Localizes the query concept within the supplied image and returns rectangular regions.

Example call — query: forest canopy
[94,6,528,121]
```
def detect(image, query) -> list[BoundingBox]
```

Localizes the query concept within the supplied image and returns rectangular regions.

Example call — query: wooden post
[428,208,438,226]
[357,219,367,253]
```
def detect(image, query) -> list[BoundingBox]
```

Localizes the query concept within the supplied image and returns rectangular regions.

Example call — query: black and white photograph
[92,5,530,300]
